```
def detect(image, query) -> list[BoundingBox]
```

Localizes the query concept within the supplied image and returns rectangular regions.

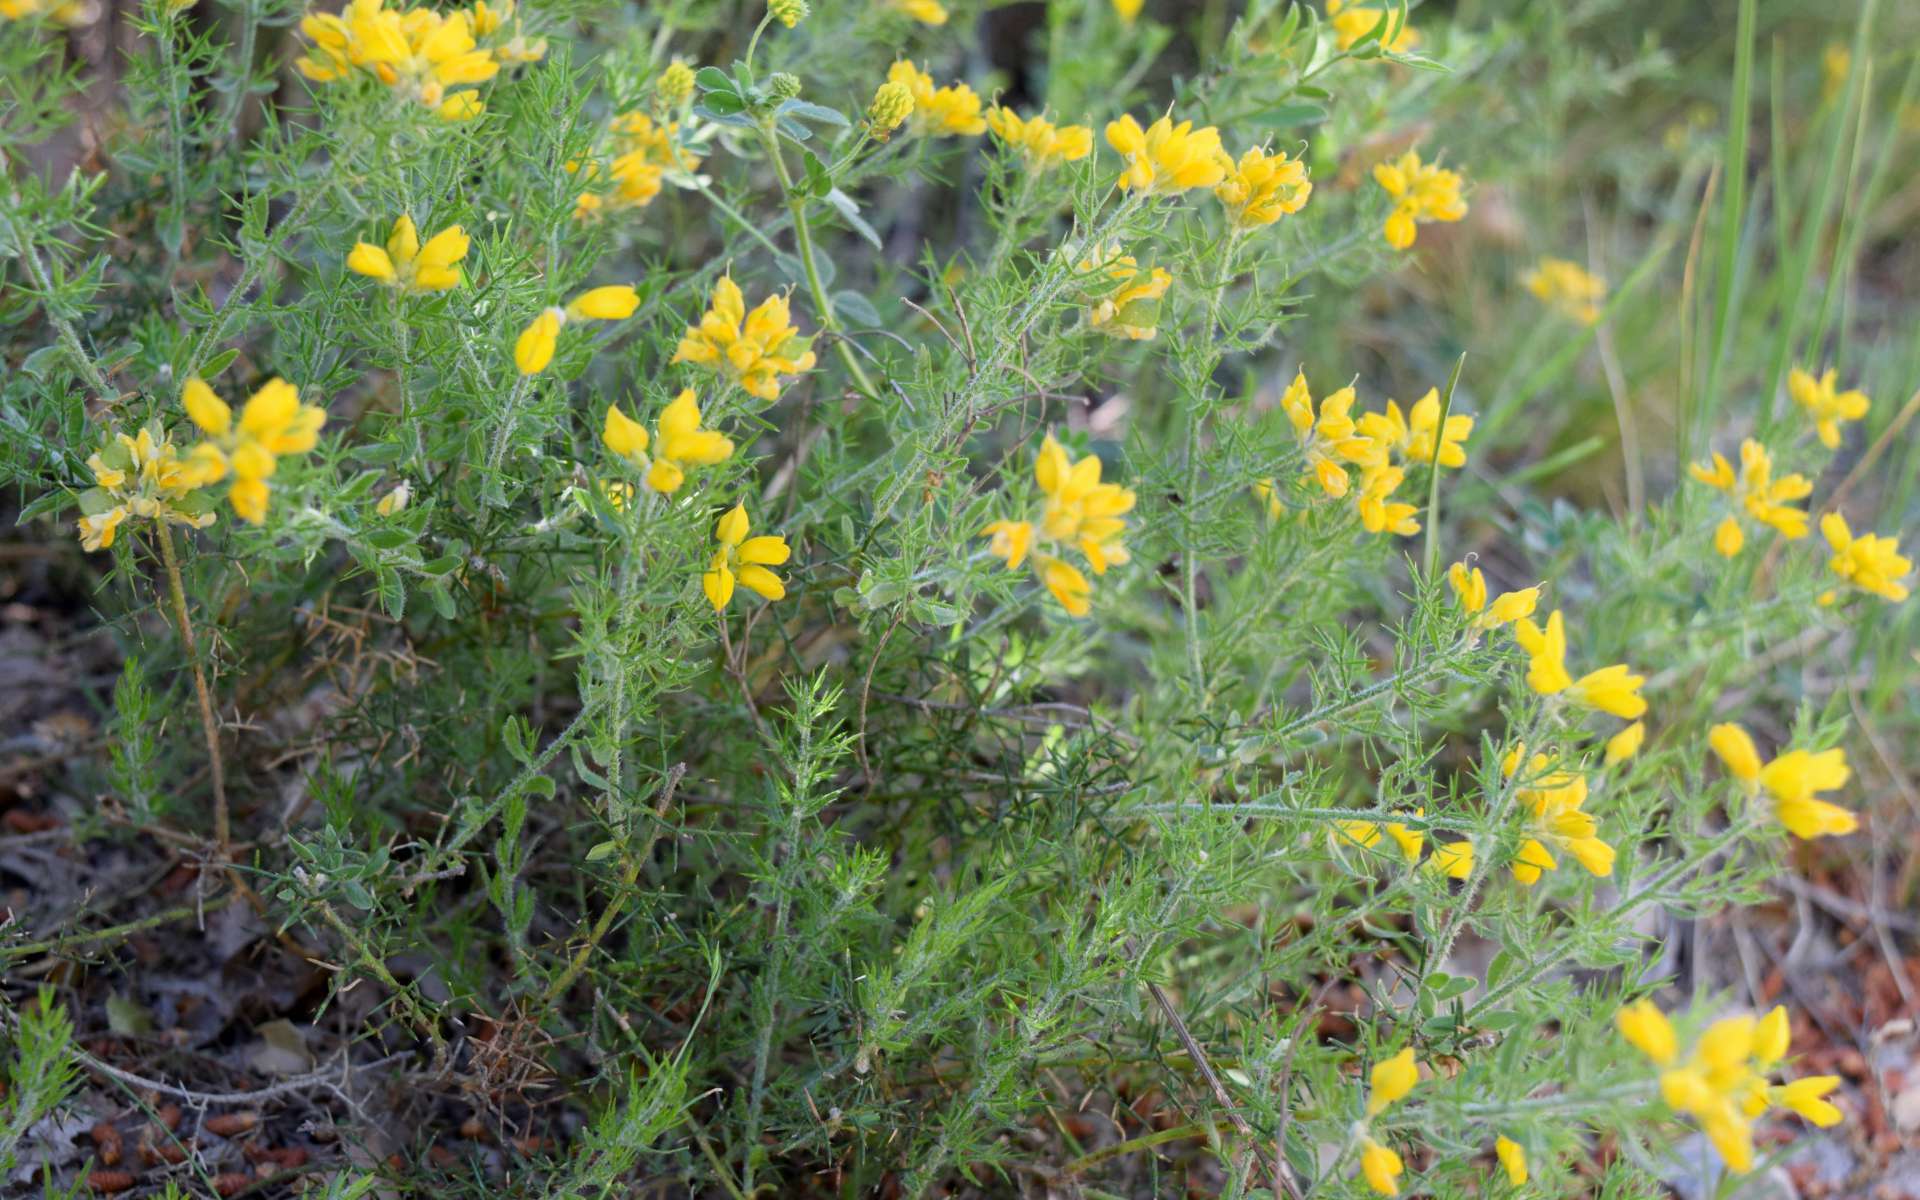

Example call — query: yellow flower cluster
[1215,146,1313,229]
[1617,1000,1842,1174]
[887,61,986,137]
[346,214,470,293]
[181,377,329,524]
[1821,512,1912,604]
[1337,809,1473,881]
[986,106,1094,170]
[981,435,1134,618]
[1077,243,1171,341]
[1357,1048,1417,1195]
[601,389,734,497]
[572,111,703,220]
[1446,562,1539,633]
[1788,366,1869,450]
[296,0,539,121]
[1327,0,1419,54]
[882,0,947,24]
[0,0,88,23]
[655,60,695,110]
[703,503,790,610]
[1266,371,1466,537]
[1688,439,1811,558]
[1521,256,1607,324]
[670,276,818,402]
[1709,722,1857,839]
[1503,746,1615,884]
[1372,151,1468,249]
[867,81,915,138]
[76,428,217,551]
[514,285,641,376]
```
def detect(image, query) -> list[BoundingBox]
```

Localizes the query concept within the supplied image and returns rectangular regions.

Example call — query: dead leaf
[247,1019,312,1076]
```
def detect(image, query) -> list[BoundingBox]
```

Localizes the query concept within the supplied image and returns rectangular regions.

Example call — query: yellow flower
[566,285,640,320]
[670,275,818,402]
[1357,388,1472,469]
[986,106,1094,169]
[1687,438,1812,557]
[1359,1137,1403,1196]
[1214,145,1313,228]
[1520,257,1606,325]
[1339,813,1424,865]
[1616,999,1678,1066]
[981,519,1034,571]
[981,434,1134,618]
[1621,1000,1843,1175]
[296,0,500,120]
[573,111,704,217]
[886,60,986,137]
[1709,722,1857,840]
[883,0,946,23]
[1447,562,1538,630]
[1105,113,1231,194]
[1511,610,1646,718]
[1355,461,1419,537]
[1604,721,1644,765]
[1821,42,1851,103]
[1110,0,1143,22]
[1448,561,1487,613]
[467,0,542,63]
[1367,1047,1418,1116]
[346,214,469,293]
[703,503,790,609]
[515,308,563,375]
[179,377,327,525]
[1494,1136,1527,1186]
[1427,839,1473,880]
[1820,512,1911,604]
[1077,243,1171,340]
[601,389,734,496]
[75,426,217,550]
[1787,367,1870,451]
[1503,748,1614,885]
[1278,370,1384,500]
[1772,1076,1844,1127]
[1327,0,1418,53]
[767,0,807,27]
[1372,150,1467,249]
[867,80,915,138]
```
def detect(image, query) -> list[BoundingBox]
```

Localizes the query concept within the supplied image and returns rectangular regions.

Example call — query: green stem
[692,178,786,259]
[1181,230,1242,708]
[155,523,228,858]
[756,119,880,400]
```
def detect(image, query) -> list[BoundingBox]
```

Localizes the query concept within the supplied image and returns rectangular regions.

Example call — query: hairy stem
[155,523,228,858]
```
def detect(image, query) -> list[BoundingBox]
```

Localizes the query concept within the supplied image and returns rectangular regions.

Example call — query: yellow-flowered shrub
[10,2,1912,1197]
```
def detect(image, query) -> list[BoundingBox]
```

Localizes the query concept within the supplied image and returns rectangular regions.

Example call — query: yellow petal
[182,378,232,436]
[714,502,750,546]
[347,243,397,281]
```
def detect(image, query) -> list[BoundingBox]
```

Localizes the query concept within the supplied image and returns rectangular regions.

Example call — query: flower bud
[768,0,808,28]
[768,72,802,100]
